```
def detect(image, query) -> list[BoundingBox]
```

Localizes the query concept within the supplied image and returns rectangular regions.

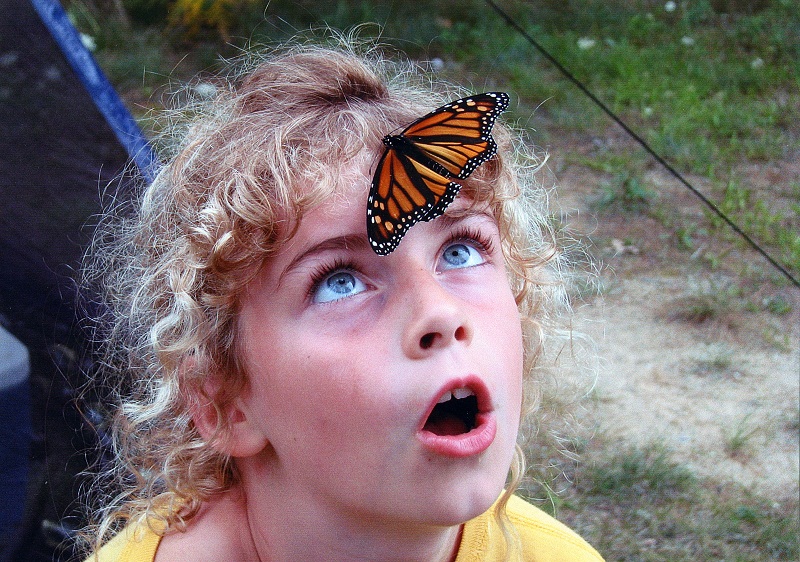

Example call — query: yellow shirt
[85,522,161,562]
[87,495,603,561]
[456,495,603,561]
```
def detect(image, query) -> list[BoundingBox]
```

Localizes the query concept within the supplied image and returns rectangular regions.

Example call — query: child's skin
[156,157,525,561]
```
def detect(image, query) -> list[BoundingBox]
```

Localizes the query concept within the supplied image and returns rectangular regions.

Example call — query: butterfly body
[367,92,509,255]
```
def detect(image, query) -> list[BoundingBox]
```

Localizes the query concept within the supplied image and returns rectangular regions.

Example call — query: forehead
[276,142,499,258]
[290,191,492,261]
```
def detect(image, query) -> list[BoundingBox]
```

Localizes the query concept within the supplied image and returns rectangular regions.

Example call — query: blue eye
[312,269,367,303]
[440,242,485,270]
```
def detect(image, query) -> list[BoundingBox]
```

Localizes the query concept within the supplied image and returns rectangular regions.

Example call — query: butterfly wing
[367,92,509,255]
[367,146,461,256]
[401,92,509,179]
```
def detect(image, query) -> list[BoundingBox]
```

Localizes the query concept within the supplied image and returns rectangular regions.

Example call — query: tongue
[424,411,468,436]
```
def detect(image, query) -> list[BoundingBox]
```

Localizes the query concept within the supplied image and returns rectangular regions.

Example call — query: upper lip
[418,375,493,431]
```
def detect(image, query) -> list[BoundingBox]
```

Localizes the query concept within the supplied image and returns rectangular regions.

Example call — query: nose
[400,271,474,359]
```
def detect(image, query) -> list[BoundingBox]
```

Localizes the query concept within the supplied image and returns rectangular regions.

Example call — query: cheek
[505,331,525,416]
[247,332,404,434]
[490,291,525,405]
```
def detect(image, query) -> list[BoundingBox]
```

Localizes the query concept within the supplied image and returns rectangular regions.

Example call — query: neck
[233,459,464,562]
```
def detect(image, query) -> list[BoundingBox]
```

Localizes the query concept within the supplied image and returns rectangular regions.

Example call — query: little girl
[82,35,603,561]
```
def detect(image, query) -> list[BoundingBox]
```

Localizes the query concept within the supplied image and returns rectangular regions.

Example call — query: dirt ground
[547,130,799,504]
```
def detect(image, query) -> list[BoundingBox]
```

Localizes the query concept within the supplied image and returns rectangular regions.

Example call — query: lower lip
[417,414,497,458]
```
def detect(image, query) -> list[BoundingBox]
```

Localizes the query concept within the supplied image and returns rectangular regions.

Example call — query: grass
[694,343,736,375]
[763,294,793,316]
[580,443,695,499]
[707,178,800,275]
[527,441,800,561]
[761,324,793,352]
[73,1,800,144]
[75,2,800,182]
[724,413,760,459]
[663,280,744,324]
[593,171,657,214]
[463,1,798,169]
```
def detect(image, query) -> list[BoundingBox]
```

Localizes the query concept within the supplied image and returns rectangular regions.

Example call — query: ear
[186,362,270,458]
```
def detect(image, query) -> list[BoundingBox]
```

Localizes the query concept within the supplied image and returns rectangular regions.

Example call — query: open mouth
[423,388,479,436]
[418,378,496,458]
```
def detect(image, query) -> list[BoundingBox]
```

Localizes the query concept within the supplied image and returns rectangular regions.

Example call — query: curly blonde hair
[82,33,569,555]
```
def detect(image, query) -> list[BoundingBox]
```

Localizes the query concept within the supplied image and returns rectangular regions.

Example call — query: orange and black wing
[366,92,509,255]
[367,146,460,256]
[401,92,509,179]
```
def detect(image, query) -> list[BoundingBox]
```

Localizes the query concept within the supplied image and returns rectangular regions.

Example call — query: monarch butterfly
[367,91,510,255]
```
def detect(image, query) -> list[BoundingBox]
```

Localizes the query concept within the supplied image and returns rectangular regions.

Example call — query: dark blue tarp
[0,1,148,559]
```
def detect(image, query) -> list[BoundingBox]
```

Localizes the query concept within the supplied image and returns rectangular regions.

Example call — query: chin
[423,471,509,526]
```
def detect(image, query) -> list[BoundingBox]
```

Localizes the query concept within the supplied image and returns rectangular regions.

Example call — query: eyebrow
[432,208,495,231]
[277,208,495,285]
[278,233,371,287]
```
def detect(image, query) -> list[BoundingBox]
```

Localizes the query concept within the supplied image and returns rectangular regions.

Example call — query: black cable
[486,0,799,290]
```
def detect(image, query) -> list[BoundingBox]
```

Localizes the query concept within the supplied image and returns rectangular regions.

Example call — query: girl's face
[235,163,524,530]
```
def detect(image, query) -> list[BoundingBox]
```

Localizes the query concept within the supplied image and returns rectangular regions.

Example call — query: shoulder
[83,524,162,562]
[85,492,253,562]
[457,494,604,562]
[504,495,604,561]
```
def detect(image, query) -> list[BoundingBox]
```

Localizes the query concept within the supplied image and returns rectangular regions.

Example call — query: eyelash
[442,226,496,259]
[305,226,496,302]
[306,258,360,302]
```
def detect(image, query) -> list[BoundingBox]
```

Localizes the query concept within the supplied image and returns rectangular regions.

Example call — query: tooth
[452,388,474,400]
[437,391,453,404]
